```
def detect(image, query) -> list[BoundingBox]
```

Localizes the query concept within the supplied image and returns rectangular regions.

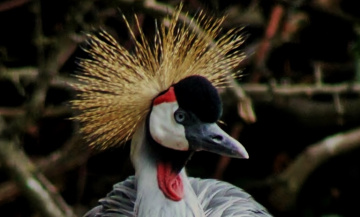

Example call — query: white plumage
[84,176,271,217]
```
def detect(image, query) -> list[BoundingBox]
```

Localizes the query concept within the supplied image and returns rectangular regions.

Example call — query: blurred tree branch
[0,0,30,12]
[242,82,360,96]
[310,0,360,23]
[0,136,90,206]
[0,115,77,217]
[0,139,77,217]
[266,126,360,211]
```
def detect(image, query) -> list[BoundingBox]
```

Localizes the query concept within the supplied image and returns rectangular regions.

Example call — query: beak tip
[235,144,249,159]
[241,151,249,159]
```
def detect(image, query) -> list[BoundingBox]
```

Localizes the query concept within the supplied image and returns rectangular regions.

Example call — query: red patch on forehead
[153,87,176,105]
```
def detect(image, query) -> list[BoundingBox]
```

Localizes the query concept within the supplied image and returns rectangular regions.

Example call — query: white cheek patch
[149,102,189,151]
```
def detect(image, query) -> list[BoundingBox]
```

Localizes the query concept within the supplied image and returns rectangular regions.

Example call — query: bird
[71,5,272,217]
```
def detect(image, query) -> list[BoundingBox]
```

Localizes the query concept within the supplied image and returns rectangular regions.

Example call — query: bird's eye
[174,110,186,123]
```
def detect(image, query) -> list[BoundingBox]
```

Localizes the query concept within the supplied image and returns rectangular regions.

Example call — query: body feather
[84,176,271,217]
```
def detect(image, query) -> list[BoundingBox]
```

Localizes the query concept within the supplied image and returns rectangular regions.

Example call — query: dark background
[1,0,360,216]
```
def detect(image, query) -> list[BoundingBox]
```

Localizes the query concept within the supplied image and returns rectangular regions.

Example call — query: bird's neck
[130,121,205,217]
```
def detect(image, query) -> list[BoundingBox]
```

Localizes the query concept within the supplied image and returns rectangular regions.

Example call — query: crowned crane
[72,5,272,217]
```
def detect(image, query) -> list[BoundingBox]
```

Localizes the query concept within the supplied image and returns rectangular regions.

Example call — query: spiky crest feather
[71,6,245,149]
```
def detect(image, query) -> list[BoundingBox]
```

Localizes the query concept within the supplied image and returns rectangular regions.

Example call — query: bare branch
[241,82,360,96]
[0,106,71,117]
[0,139,77,217]
[0,182,18,204]
[0,0,30,12]
[0,136,90,205]
[268,127,360,211]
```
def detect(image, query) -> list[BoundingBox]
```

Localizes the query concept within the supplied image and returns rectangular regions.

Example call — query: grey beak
[186,123,249,159]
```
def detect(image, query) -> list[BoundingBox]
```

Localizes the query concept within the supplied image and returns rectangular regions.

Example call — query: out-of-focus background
[1,0,360,216]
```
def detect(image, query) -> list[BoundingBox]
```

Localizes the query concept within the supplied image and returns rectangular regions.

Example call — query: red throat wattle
[157,162,184,201]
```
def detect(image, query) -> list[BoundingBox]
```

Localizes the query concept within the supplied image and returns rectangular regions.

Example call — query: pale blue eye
[174,110,186,123]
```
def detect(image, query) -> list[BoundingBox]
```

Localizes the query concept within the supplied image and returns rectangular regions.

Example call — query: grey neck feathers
[130,120,205,217]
